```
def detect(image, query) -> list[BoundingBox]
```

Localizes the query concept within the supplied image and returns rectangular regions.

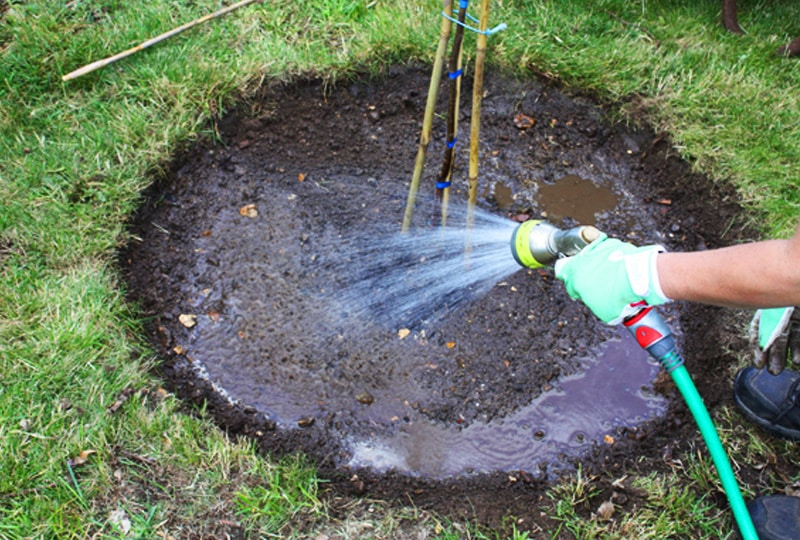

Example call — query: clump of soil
[122,64,772,531]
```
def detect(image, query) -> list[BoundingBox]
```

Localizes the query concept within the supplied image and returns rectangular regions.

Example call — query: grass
[2,0,800,537]
[548,467,730,539]
[234,455,322,536]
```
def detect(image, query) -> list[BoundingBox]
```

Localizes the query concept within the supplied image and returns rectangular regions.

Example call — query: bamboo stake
[402,1,453,232]
[466,0,490,229]
[62,0,260,82]
[439,45,463,228]
[434,0,469,227]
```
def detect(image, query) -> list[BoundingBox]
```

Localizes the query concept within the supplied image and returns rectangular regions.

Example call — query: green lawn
[2,0,799,537]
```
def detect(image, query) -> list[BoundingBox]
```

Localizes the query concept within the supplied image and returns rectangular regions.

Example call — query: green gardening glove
[554,234,671,325]
[749,307,800,375]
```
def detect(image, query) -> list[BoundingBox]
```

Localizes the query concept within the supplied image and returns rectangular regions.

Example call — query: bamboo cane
[402,1,453,232]
[460,0,491,261]
[439,45,463,228]
[466,0,490,228]
[62,0,260,82]
[434,0,468,227]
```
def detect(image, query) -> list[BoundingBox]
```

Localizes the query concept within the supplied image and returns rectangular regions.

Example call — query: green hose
[670,365,758,539]
[623,306,759,538]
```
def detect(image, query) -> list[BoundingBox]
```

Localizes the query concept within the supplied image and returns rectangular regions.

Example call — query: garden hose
[624,305,758,540]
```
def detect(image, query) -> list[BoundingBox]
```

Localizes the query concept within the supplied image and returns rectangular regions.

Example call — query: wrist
[626,247,671,306]
[650,252,671,304]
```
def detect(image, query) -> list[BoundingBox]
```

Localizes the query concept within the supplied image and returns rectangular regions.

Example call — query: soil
[121,64,789,536]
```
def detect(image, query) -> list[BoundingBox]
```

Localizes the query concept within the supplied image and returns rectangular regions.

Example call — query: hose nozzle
[510,220,601,268]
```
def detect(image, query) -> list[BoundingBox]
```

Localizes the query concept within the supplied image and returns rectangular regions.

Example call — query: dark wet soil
[122,64,776,534]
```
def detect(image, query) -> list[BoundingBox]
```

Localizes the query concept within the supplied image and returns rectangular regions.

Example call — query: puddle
[488,181,514,209]
[348,329,666,478]
[537,174,619,225]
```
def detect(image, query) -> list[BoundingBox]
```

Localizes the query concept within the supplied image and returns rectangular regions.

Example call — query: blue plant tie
[447,137,457,148]
[441,9,507,35]
[459,0,469,9]
[448,69,463,79]
[436,181,452,189]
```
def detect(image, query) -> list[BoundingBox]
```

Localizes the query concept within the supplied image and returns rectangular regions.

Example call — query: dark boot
[733,367,800,441]
[745,495,800,540]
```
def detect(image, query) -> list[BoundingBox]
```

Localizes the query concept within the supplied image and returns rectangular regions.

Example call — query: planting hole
[123,66,744,486]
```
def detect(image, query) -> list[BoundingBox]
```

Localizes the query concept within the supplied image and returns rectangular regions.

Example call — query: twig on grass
[603,9,657,44]
[62,0,261,82]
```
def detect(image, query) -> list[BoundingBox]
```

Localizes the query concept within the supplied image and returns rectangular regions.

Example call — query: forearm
[658,237,800,308]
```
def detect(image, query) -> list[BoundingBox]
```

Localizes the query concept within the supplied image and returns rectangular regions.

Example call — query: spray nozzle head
[510,220,547,269]
[510,220,601,269]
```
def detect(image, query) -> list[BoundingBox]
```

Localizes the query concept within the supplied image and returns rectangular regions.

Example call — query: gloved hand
[750,307,800,375]
[554,234,671,325]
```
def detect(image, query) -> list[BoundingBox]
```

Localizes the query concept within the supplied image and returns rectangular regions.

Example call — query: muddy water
[349,330,665,478]
[124,67,693,480]
[537,174,619,225]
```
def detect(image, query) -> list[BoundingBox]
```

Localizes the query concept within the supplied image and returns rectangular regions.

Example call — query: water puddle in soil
[146,169,668,479]
[537,174,619,225]
[349,329,665,478]
[490,175,619,225]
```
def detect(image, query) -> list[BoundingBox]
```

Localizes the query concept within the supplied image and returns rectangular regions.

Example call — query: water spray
[510,220,759,540]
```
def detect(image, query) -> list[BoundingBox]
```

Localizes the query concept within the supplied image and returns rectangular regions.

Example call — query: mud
[122,64,762,531]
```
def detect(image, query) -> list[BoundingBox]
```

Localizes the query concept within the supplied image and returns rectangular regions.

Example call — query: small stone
[239,204,258,218]
[297,417,315,428]
[178,314,197,328]
[596,500,614,521]
[356,392,374,405]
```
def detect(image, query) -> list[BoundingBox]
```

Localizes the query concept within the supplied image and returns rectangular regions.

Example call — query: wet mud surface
[123,64,761,530]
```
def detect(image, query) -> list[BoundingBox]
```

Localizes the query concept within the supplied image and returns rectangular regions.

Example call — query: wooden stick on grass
[402,1,454,233]
[62,0,260,82]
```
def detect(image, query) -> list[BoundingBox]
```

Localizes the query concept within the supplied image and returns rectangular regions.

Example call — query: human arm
[656,219,800,308]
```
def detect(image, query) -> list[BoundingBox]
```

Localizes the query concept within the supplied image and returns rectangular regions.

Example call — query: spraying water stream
[329,208,521,331]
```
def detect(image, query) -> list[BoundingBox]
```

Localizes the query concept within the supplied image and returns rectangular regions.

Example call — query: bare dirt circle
[122,64,758,528]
